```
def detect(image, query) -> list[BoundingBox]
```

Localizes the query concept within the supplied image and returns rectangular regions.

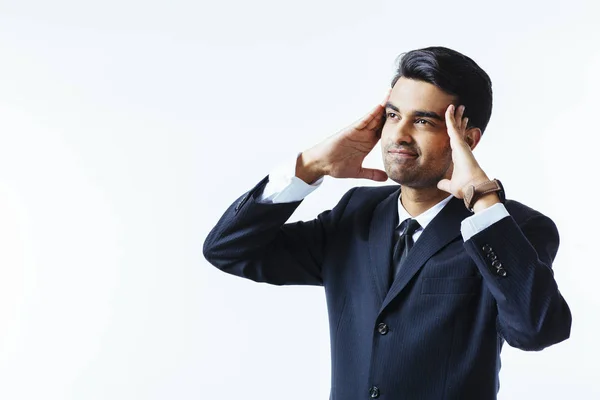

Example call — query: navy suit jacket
[203,176,571,399]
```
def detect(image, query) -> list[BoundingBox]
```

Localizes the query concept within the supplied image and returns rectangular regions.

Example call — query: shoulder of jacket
[336,184,399,210]
[504,199,553,225]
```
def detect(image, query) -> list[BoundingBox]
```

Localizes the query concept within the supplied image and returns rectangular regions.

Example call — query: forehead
[390,77,456,113]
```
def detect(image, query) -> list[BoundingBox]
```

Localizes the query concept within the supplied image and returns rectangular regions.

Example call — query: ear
[465,128,483,151]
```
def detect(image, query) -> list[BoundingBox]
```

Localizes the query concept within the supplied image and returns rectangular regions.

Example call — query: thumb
[357,168,388,182]
[437,179,452,193]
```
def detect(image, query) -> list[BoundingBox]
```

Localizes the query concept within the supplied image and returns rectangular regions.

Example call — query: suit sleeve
[203,176,356,286]
[463,212,572,351]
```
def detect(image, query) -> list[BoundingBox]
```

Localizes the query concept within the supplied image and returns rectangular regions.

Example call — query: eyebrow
[385,102,445,122]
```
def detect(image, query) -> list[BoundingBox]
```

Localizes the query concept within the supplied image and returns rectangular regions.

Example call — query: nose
[386,119,414,145]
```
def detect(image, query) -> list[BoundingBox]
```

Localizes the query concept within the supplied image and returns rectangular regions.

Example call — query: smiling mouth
[388,150,418,158]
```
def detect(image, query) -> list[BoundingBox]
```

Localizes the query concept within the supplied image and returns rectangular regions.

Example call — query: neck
[400,186,450,217]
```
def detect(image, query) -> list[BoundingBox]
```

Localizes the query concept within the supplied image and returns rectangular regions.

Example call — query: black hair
[391,46,493,134]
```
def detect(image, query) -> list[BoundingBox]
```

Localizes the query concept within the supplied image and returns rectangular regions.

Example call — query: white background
[0,0,598,399]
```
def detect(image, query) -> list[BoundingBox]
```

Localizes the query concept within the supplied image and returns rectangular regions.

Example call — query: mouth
[388,149,418,159]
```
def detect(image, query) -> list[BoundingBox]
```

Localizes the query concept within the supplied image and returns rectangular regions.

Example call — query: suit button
[377,322,389,335]
[486,252,498,261]
[369,386,380,398]
[496,267,507,277]
[482,244,493,253]
[491,260,502,269]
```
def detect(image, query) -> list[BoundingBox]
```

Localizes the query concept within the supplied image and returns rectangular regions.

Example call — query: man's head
[381,46,493,188]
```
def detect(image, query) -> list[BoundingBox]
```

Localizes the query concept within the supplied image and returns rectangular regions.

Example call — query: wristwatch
[463,179,505,211]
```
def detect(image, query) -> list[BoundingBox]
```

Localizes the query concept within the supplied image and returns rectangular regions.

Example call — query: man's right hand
[295,90,392,184]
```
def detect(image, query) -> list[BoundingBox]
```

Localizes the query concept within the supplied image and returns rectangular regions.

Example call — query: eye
[415,119,430,125]
[386,112,398,119]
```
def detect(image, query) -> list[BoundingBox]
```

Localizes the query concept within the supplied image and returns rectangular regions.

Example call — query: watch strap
[463,179,502,211]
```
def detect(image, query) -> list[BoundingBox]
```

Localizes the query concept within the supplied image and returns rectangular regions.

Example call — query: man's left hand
[437,104,491,199]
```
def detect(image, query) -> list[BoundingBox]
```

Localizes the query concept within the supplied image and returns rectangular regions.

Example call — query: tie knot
[399,218,421,237]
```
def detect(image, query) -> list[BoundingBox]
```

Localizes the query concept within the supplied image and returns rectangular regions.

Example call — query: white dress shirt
[258,156,510,241]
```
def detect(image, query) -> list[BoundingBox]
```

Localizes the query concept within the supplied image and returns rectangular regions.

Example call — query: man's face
[381,77,457,188]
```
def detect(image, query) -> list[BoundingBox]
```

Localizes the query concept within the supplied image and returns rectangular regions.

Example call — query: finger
[357,168,388,182]
[462,117,469,132]
[455,105,465,122]
[355,89,392,130]
[446,105,470,146]
[446,104,457,127]
[356,88,392,131]
[354,104,384,130]
[437,178,452,194]
[457,104,468,134]
[380,88,392,107]
[366,109,386,131]
[445,105,460,139]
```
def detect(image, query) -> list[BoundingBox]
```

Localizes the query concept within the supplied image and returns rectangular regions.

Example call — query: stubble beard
[384,156,452,189]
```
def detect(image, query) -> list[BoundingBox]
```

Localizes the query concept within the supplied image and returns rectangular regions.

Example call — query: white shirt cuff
[461,203,510,241]
[257,155,324,204]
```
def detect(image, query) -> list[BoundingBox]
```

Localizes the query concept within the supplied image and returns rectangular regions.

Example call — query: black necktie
[391,218,421,283]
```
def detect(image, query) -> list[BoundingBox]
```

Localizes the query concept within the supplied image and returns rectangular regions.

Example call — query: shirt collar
[397,192,454,230]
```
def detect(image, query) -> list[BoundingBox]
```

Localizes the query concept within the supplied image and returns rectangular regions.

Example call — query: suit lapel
[367,186,401,304]
[378,197,471,314]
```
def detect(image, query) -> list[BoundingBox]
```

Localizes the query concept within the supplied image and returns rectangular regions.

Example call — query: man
[203,46,571,399]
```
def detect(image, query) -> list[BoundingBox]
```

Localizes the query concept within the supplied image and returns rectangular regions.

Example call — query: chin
[390,173,444,189]
[388,174,419,187]
[385,166,416,185]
